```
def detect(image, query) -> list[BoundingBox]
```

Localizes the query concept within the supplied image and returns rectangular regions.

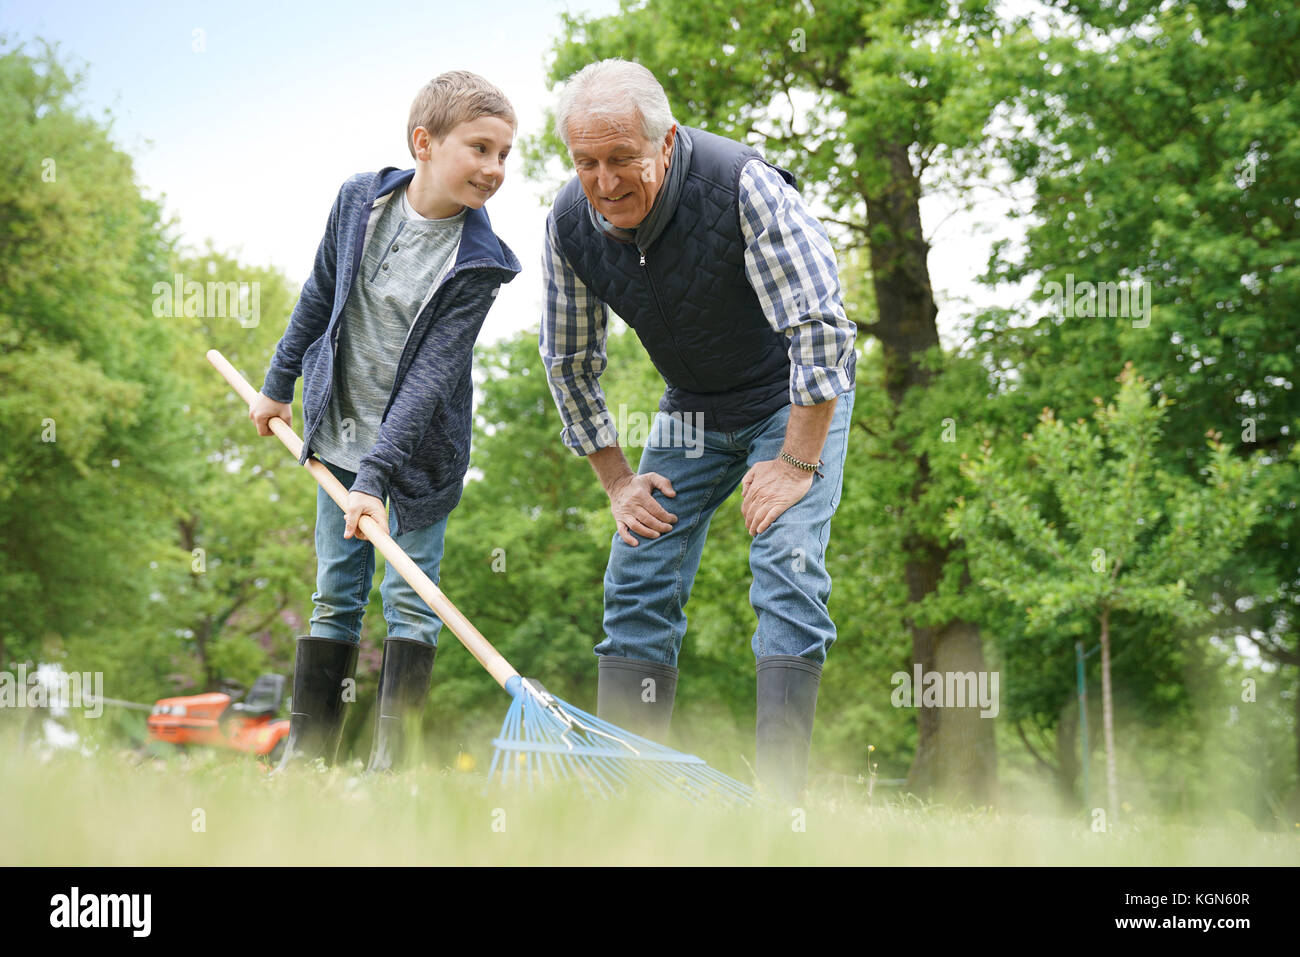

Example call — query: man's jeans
[310,458,447,647]
[596,392,854,666]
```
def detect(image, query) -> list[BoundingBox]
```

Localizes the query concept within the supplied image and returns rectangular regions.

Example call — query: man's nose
[595,164,620,195]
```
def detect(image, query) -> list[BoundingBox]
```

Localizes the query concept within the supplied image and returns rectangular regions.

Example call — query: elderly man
[539,59,856,800]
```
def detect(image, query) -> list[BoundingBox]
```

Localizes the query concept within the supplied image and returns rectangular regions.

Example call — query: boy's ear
[412,125,432,161]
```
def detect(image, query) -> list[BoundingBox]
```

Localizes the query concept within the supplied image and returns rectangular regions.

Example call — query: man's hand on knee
[741,459,814,536]
[609,472,677,547]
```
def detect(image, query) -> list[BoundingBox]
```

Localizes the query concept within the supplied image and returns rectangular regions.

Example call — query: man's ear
[663,124,677,161]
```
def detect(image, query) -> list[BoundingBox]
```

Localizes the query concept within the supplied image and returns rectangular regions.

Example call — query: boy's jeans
[310,458,447,647]
[596,391,854,667]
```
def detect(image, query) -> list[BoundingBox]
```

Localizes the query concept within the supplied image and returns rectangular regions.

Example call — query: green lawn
[3,738,1296,866]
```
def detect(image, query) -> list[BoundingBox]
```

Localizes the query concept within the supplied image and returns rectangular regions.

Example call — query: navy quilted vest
[553,126,797,432]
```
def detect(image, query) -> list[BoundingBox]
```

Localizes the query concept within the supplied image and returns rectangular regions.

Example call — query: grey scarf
[587,125,694,252]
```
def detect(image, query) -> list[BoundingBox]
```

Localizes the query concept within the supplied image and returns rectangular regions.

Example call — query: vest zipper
[636,247,699,389]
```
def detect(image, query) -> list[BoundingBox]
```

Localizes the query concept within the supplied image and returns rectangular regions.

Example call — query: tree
[0,38,186,682]
[973,0,1300,791]
[143,244,314,692]
[948,364,1265,820]
[0,38,328,706]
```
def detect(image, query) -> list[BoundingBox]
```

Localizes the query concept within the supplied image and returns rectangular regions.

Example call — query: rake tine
[484,678,755,805]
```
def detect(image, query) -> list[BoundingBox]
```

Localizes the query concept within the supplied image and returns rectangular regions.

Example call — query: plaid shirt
[540,159,857,455]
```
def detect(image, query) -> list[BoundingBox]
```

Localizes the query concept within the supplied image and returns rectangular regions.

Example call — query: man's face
[568,115,676,229]
[417,115,514,210]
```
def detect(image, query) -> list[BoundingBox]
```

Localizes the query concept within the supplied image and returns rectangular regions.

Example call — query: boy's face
[568,115,676,229]
[416,115,514,209]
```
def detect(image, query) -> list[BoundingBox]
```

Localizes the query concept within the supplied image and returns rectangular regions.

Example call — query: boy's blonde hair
[407,71,516,158]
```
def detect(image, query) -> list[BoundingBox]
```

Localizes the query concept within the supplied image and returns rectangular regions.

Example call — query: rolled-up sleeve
[539,213,616,455]
[738,160,857,405]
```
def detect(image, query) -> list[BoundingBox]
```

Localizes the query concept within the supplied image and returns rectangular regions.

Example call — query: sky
[1,0,1024,347]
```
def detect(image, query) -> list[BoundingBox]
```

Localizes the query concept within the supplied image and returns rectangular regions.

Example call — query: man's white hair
[554,58,676,149]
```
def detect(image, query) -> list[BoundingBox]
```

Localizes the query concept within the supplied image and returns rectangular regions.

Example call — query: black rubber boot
[596,655,678,742]
[755,655,823,802]
[365,637,436,774]
[275,636,358,772]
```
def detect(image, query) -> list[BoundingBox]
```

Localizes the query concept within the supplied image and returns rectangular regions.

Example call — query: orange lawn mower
[146,673,290,765]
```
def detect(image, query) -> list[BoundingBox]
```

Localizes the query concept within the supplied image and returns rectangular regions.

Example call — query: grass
[3,734,1297,866]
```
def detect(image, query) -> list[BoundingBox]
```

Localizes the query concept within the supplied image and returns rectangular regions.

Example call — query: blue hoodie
[262,168,521,535]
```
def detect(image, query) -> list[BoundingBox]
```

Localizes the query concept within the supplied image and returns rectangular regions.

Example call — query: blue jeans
[596,392,854,666]
[310,458,447,647]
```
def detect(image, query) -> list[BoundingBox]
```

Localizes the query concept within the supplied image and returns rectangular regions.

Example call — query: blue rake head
[486,676,755,806]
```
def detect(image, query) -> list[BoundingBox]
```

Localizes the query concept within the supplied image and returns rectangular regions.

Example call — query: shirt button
[381,262,389,270]
[391,244,399,252]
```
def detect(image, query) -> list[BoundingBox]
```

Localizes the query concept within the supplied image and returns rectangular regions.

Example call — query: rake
[207,350,754,806]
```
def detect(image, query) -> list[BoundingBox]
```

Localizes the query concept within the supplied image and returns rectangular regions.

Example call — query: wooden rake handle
[205,349,520,690]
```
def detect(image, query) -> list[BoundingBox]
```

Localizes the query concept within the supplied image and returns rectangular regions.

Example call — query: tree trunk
[906,619,999,804]
[177,514,214,688]
[1284,665,1294,816]
[863,140,998,803]
[1054,697,1080,810]
[1099,605,1118,822]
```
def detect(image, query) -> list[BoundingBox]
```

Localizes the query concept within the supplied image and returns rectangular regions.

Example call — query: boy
[248,71,520,773]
